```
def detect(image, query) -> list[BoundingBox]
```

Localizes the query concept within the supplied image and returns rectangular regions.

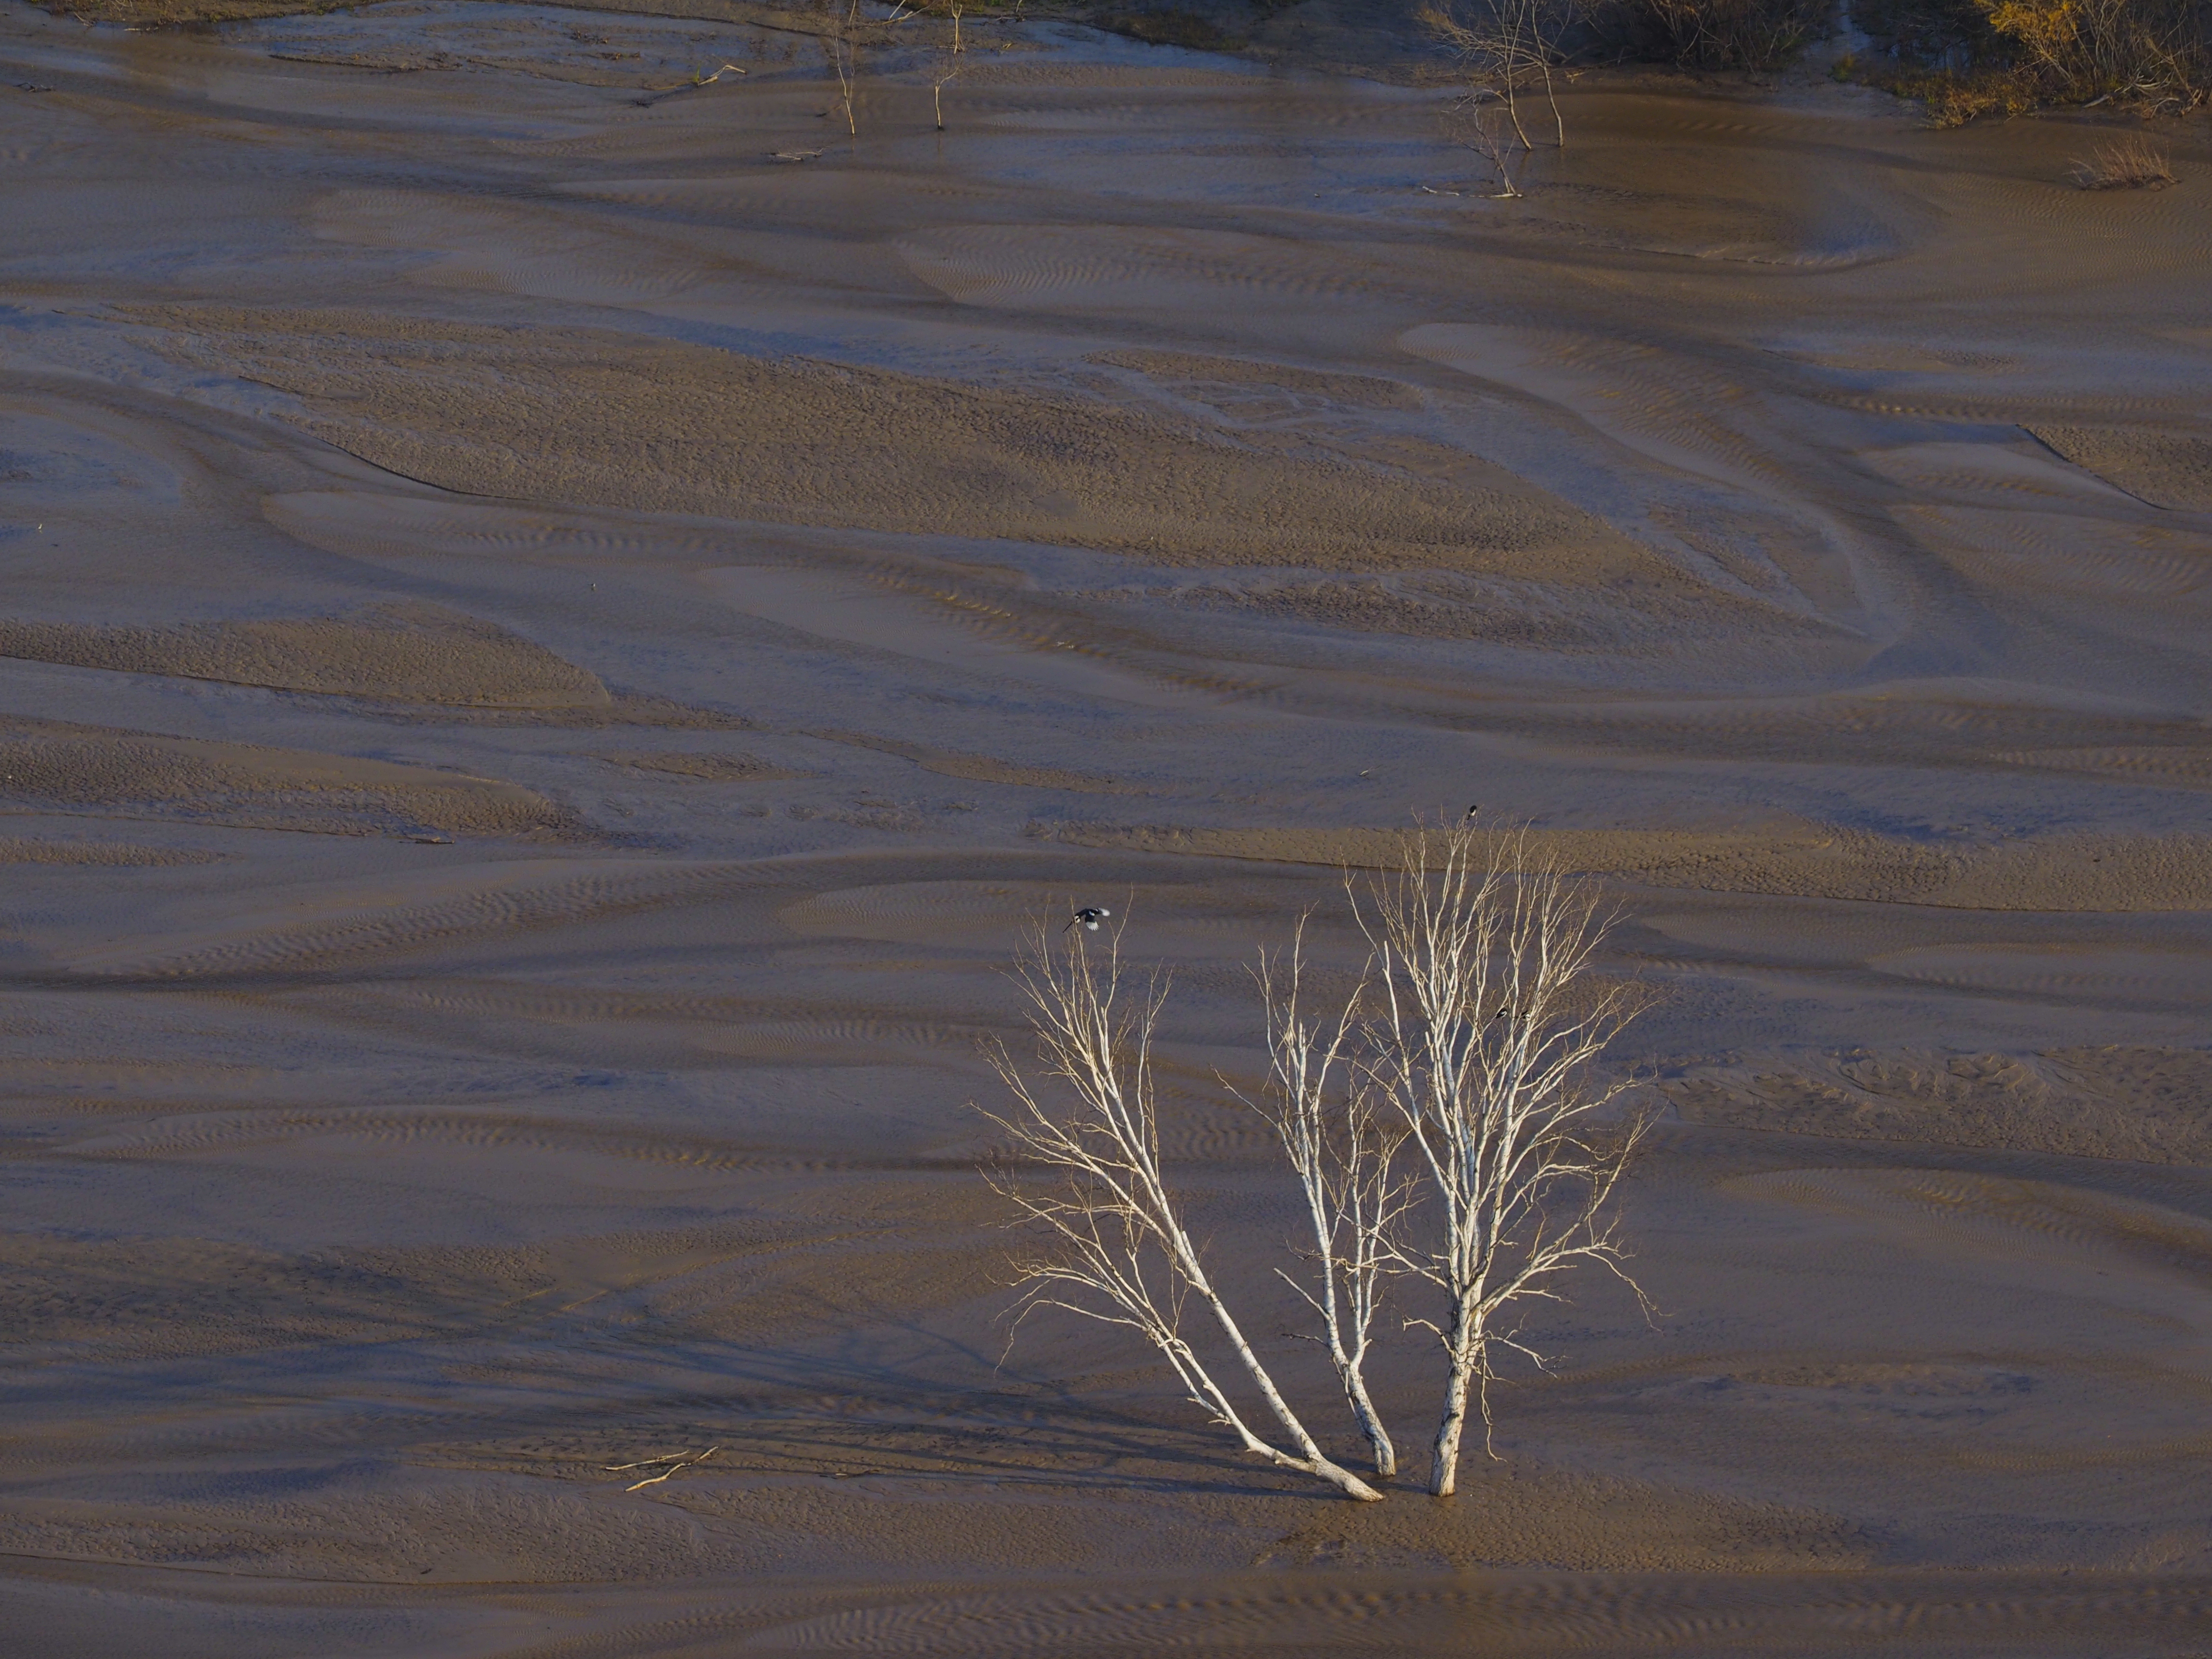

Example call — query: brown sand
[1045,820,2212,909]
[806,727,1143,793]
[4,4,2212,1654]
[0,602,611,708]
[1665,1044,2212,1162]
[2027,425,2212,511]
[131,304,1619,572]
[593,749,810,781]
[0,713,574,839]
[0,836,219,865]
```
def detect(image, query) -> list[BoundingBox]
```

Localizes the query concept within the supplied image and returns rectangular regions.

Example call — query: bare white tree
[1231,922,1407,1480]
[1351,827,1652,1498]
[980,837,1654,1505]
[980,920,1384,1502]
[1421,0,1577,151]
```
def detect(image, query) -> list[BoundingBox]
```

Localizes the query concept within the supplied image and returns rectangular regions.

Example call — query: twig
[636,61,748,104]
[604,1446,720,1490]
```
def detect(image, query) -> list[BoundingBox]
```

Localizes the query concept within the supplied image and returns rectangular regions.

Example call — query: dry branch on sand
[2069,133,2177,187]
[980,827,1652,1500]
[604,1446,720,1491]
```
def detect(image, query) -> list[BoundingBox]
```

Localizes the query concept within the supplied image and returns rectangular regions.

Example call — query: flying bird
[1066,906,1111,933]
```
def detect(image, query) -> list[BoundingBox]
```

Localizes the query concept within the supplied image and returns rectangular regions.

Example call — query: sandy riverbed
[2,3,2210,1652]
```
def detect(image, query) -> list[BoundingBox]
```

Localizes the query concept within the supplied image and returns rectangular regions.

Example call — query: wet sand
[2,4,2211,1652]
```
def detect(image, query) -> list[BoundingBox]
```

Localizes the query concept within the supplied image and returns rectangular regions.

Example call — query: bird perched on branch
[1465,803,1481,821]
[1066,906,1111,933]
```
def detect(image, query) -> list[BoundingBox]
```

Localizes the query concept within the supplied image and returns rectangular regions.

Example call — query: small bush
[1612,0,1830,68]
[1981,0,2203,103]
[1097,6,1238,48]
[1862,62,2041,121]
[1850,0,2209,114]
[1856,0,2004,68]
[2070,132,2178,186]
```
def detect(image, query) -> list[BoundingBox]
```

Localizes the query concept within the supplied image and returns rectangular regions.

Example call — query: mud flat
[2,3,2210,1653]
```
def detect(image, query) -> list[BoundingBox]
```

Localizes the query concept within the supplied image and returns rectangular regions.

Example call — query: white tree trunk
[1429,1300,1479,1496]
[1192,1273,1383,1501]
[1346,1367,1396,1479]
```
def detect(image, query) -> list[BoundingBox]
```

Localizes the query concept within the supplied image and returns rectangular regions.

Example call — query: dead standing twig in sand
[1347,826,1655,1498]
[977,920,1384,1502]
[605,1446,720,1490]
[929,0,965,131]
[825,0,865,135]
[1443,88,1527,197]
[932,56,961,131]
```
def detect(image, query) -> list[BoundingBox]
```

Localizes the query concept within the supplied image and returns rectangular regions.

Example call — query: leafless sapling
[1351,827,1653,1497]
[1421,0,1577,150]
[979,920,1385,1502]
[1232,921,1408,1480]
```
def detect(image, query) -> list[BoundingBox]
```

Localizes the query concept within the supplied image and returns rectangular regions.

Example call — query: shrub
[1856,0,2005,67]
[1851,0,2209,113]
[1862,62,2042,120]
[2070,132,2178,184]
[1981,0,2207,101]
[1610,0,1833,68]
[1096,6,1238,48]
